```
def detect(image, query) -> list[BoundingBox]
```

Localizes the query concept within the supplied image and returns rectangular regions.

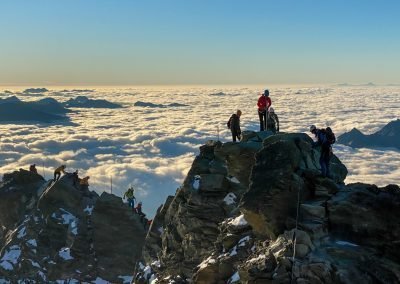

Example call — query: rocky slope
[338,119,400,149]
[138,130,400,283]
[0,170,146,283]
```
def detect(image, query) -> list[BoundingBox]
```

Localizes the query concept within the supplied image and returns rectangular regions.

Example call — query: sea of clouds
[0,85,399,216]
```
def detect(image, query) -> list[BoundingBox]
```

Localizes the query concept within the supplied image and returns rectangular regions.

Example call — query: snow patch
[118,275,133,284]
[198,256,217,269]
[17,226,26,239]
[228,271,240,283]
[151,260,161,268]
[336,240,359,247]
[223,192,237,205]
[92,277,109,284]
[229,246,237,256]
[84,205,94,215]
[227,176,240,184]
[247,254,266,264]
[238,235,251,247]
[193,175,201,190]
[228,215,248,227]
[0,245,21,270]
[143,265,152,279]
[27,239,37,247]
[29,259,41,268]
[59,247,74,260]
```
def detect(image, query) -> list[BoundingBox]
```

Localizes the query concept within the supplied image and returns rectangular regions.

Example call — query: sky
[0,0,399,85]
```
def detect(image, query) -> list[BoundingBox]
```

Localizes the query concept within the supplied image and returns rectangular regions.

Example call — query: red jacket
[257,95,271,111]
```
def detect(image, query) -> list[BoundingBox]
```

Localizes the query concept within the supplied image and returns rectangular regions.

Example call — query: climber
[72,170,80,188]
[80,176,90,190]
[29,164,38,174]
[257,89,272,131]
[123,186,136,210]
[267,107,280,134]
[53,165,66,182]
[135,202,146,223]
[310,125,335,178]
[227,109,242,142]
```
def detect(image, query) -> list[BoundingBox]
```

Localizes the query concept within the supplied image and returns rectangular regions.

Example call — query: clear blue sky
[0,0,399,85]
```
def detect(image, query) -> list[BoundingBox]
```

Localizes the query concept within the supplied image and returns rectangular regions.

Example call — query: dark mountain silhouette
[63,96,122,108]
[0,96,69,123]
[22,88,49,94]
[134,101,188,108]
[338,119,400,149]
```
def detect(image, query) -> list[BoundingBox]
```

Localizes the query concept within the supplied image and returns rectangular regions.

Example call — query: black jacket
[228,114,241,134]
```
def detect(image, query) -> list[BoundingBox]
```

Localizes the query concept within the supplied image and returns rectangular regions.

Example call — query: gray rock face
[0,171,145,283]
[138,131,400,284]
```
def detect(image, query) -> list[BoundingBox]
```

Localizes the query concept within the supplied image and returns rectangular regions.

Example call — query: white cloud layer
[0,85,399,216]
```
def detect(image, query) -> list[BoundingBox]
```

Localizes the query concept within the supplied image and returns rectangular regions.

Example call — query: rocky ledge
[0,170,146,283]
[138,131,400,284]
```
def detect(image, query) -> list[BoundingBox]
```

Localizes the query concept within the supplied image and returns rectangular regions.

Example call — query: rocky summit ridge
[0,130,399,283]
[138,131,400,284]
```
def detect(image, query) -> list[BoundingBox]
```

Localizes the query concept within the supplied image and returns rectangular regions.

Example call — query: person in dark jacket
[227,110,242,142]
[310,125,331,178]
[257,89,272,131]
[267,107,279,134]
[29,164,38,174]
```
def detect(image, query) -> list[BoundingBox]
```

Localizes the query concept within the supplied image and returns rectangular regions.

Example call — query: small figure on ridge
[53,165,66,182]
[267,107,280,134]
[227,110,242,142]
[257,89,272,131]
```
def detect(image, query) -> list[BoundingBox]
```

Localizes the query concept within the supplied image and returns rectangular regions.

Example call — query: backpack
[325,127,336,145]
[227,115,233,129]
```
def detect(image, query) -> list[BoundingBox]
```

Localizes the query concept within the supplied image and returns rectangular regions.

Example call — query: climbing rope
[291,185,302,282]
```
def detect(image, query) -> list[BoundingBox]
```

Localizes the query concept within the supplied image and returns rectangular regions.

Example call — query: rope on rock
[291,185,301,282]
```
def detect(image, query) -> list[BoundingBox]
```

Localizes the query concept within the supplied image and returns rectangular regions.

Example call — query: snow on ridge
[228,214,248,227]
[198,256,217,269]
[58,247,74,260]
[226,176,240,184]
[223,192,237,205]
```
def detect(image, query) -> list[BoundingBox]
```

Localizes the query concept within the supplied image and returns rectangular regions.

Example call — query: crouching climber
[135,202,146,223]
[267,107,280,134]
[123,186,136,211]
[227,110,242,142]
[53,165,66,182]
[80,176,90,190]
[29,164,38,174]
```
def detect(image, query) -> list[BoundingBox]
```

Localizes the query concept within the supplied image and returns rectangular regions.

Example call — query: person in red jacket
[257,89,272,131]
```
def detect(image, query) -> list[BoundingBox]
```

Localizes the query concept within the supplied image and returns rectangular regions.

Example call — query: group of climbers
[227,89,279,142]
[227,88,336,178]
[123,187,148,227]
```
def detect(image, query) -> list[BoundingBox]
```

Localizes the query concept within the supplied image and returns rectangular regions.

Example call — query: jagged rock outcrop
[137,131,400,284]
[338,119,400,149]
[0,170,146,283]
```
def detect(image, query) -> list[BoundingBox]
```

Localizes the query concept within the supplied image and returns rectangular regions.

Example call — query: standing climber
[29,164,38,174]
[257,89,272,131]
[53,165,66,182]
[123,187,136,210]
[72,170,80,188]
[267,107,280,134]
[227,110,242,142]
[310,125,336,178]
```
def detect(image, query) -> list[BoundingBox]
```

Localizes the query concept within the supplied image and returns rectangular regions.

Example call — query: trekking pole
[217,125,220,141]
[110,176,113,194]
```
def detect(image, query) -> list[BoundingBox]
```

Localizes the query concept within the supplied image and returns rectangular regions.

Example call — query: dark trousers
[319,148,331,177]
[54,172,61,181]
[258,110,267,131]
[128,198,135,208]
[231,131,240,142]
